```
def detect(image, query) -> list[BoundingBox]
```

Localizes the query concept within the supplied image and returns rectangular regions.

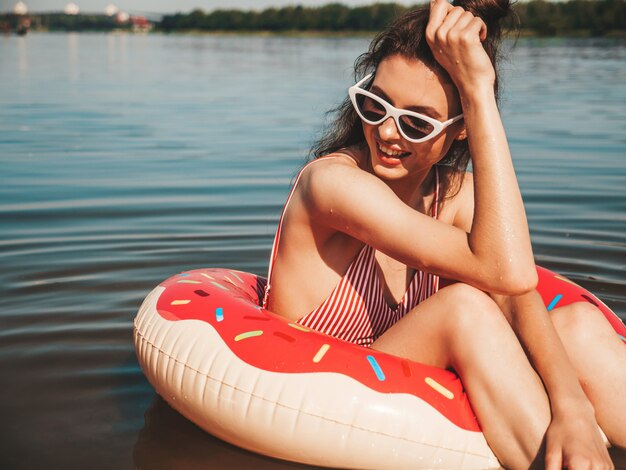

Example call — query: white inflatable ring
[134,267,625,469]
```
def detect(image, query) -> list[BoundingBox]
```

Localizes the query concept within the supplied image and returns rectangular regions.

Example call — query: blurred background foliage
[1,0,624,36]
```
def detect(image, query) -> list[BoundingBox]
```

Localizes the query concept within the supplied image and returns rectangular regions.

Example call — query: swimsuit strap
[263,161,440,308]
[431,166,440,293]
[405,165,440,292]
[432,166,440,219]
[263,155,344,307]
[298,166,441,346]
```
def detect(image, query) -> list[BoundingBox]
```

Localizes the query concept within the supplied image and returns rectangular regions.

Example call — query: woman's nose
[378,116,401,140]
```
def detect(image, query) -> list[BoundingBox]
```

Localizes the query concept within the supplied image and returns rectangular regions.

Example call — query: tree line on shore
[159,0,625,36]
[1,13,130,32]
[2,0,624,37]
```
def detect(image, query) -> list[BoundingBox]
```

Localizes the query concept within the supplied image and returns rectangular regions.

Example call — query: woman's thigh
[549,302,626,445]
[371,282,513,369]
[371,283,553,467]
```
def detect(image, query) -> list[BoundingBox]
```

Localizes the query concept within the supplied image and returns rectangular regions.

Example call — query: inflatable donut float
[134,266,626,469]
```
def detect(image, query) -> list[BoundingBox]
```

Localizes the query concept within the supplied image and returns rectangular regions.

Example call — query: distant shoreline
[2,0,625,38]
[9,29,626,39]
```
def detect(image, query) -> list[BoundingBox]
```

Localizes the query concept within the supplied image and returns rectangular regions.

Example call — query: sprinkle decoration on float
[134,266,625,470]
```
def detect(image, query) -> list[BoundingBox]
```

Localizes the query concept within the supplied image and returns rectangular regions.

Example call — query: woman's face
[362,54,465,180]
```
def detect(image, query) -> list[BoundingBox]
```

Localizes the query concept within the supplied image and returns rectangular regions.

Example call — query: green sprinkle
[234,330,264,341]
[211,281,229,291]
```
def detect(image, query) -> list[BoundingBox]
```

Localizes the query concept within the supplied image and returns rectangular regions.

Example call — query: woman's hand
[493,291,614,470]
[425,0,495,96]
[545,403,613,470]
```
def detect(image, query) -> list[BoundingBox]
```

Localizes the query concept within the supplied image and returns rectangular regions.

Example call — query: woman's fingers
[426,0,495,92]
[430,5,487,48]
[433,6,466,45]
[544,448,563,470]
[466,16,488,42]
[445,10,476,43]
[451,16,487,48]
[426,0,453,45]
[452,10,476,31]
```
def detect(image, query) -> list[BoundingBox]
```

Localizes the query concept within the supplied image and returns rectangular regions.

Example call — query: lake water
[1,32,625,468]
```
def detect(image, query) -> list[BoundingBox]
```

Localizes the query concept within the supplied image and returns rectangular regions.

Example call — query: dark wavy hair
[310,0,514,202]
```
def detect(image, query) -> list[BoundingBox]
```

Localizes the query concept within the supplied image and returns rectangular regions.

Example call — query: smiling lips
[376,141,411,165]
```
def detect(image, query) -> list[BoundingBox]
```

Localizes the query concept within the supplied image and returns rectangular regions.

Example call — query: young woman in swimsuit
[263,0,626,467]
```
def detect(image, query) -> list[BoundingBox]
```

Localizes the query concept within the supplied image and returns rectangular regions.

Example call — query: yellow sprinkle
[288,323,310,332]
[425,377,454,400]
[554,275,579,287]
[176,279,202,284]
[229,271,244,283]
[170,300,190,306]
[200,273,215,280]
[234,330,264,341]
[313,344,330,363]
[224,276,238,287]
[211,281,228,291]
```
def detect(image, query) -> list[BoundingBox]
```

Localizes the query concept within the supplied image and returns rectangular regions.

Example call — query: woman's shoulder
[295,148,385,217]
[329,144,367,165]
[310,145,366,169]
[299,147,365,186]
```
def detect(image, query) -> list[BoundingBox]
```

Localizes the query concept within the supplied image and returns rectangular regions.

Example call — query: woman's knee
[551,301,612,346]
[437,283,511,341]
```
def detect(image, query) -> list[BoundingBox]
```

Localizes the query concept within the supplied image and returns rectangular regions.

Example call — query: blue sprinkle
[215,307,224,322]
[547,294,563,311]
[178,273,190,276]
[366,355,385,381]
[619,334,625,342]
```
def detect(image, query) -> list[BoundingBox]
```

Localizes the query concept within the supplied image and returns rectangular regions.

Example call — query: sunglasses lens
[399,115,434,141]
[353,90,437,142]
[356,93,386,123]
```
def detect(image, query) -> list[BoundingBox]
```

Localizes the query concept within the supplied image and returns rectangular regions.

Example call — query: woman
[263,0,626,467]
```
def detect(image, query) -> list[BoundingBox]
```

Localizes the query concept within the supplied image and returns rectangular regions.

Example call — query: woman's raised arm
[301,0,536,296]
[427,0,537,289]
[301,156,534,296]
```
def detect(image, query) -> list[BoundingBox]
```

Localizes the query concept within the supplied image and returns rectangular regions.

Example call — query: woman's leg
[550,302,626,448]
[371,283,550,470]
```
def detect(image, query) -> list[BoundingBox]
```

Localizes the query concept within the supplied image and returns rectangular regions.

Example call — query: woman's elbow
[493,266,538,296]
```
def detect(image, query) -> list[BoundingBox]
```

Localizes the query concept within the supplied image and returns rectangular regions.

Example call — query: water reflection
[17,34,28,75]
[134,397,314,469]
[67,32,80,81]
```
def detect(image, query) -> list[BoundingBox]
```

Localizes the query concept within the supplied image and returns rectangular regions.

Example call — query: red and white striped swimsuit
[263,156,440,347]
